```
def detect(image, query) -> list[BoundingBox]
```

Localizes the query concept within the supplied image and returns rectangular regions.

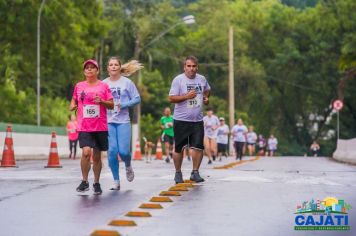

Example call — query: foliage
[0,0,355,156]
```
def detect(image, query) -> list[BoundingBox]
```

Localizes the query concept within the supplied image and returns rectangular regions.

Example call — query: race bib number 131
[83,105,100,118]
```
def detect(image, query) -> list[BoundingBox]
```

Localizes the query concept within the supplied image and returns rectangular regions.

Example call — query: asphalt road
[0,156,355,236]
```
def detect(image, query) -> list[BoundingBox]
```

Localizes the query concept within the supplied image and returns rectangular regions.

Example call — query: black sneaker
[174,171,184,184]
[76,181,89,192]
[165,157,170,163]
[93,183,102,195]
[212,156,216,161]
[208,160,212,164]
[190,170,205,183]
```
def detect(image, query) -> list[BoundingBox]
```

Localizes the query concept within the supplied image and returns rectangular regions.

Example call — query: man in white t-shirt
[231,118,248,161]
[168,55,210,183]
[216,117,229,161]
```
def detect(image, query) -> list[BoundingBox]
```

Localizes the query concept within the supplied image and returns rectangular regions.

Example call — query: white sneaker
[126,166,135,182]
[110,180,120,190]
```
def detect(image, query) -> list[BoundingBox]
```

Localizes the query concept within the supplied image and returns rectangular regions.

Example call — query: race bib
[113,99,121,113]
[83,105,100,118]
[187,95,202,108]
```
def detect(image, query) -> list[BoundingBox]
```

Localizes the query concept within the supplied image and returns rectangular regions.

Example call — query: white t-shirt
[103,76,140,124]
[216,124,229,144]
[231,124,248,142]
[169,73,211,122]
[247,132,257,144]
[268,138,278,150]
[203,115,219,138]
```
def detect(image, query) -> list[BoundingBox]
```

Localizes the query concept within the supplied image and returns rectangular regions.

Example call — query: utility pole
[37,0,46,126]
[228,26,235,154]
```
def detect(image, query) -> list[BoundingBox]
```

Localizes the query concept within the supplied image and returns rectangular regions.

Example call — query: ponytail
[120,60,144,76]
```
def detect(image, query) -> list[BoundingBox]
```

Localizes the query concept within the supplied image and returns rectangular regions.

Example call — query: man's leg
[165,142,170,158]
[173,150,184,172]
[204,137,212,163]
[81,146,92,181]
[211,139,217,160]
[191,148,203,170]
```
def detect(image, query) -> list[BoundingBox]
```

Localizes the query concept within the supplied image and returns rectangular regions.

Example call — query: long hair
[107,57,144,77]
[121,60,144,76]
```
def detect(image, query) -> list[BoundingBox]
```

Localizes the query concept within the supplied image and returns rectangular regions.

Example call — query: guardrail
[0,122,66,135]
[333,138,356,165]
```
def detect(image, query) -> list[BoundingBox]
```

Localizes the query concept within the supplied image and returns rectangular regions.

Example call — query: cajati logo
[294,197,351,231]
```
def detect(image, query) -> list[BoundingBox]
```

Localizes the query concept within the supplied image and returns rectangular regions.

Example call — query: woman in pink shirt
[70,59,114,195]
[66,114,78,159]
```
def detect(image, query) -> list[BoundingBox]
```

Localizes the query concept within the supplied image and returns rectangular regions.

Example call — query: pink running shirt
[72,81,113,132]
[66,121,78,140]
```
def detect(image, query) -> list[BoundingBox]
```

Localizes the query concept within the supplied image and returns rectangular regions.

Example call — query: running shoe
[213,156,216,161]
[165,156,170,163]
[174,171,184,184]
[126,166,135,182]
[190,170,205,183]
[93,183,102,195]
[76,180,89,192]
[110,181,120,190]
[208,160,212,164]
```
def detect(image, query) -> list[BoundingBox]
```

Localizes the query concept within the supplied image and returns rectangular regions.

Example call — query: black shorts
[78,131,108,151]
[162,134,174,145]
[217,143,227,153]
[173,120,204,153]
[247,143,256,147]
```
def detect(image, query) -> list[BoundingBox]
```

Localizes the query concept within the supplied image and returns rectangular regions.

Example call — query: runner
[310,141,320,157]
[267,134,278,157]
[246,126,257,156]
[70,59,114,195]
[203,108,219,164]
[216,117,229,161]
[160,107,174,163]
[257,134,266,156]
[66,114,78,159]
[231,118,248,161]
[168,55,210,183]
[103,57,142,190]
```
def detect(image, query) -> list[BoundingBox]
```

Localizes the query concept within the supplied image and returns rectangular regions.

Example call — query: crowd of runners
[68,55,283,195]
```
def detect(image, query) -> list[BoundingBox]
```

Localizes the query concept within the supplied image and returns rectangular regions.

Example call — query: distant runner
[246,126,257,156]
[203,108,219,164]
[216,117,229,161]
[231,118,248,161]
[160,107,174,163]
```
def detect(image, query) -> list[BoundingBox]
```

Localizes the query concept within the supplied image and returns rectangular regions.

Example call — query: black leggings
[69,139,78,157]
[234,141,245,160]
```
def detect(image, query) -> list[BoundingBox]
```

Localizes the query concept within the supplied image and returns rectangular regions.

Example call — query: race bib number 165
[83,105,100,118]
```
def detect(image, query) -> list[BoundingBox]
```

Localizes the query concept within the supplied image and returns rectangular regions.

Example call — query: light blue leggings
[108,123,132,181]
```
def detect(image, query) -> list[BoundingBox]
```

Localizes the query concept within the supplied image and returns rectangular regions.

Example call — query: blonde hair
[107,57,144,77]
[121,60,144,76]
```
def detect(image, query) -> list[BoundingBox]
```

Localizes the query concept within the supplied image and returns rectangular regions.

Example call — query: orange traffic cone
[1,125,17,168]
[155,139,163,160]
[45,132,62,168]
[133,139,142,160]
